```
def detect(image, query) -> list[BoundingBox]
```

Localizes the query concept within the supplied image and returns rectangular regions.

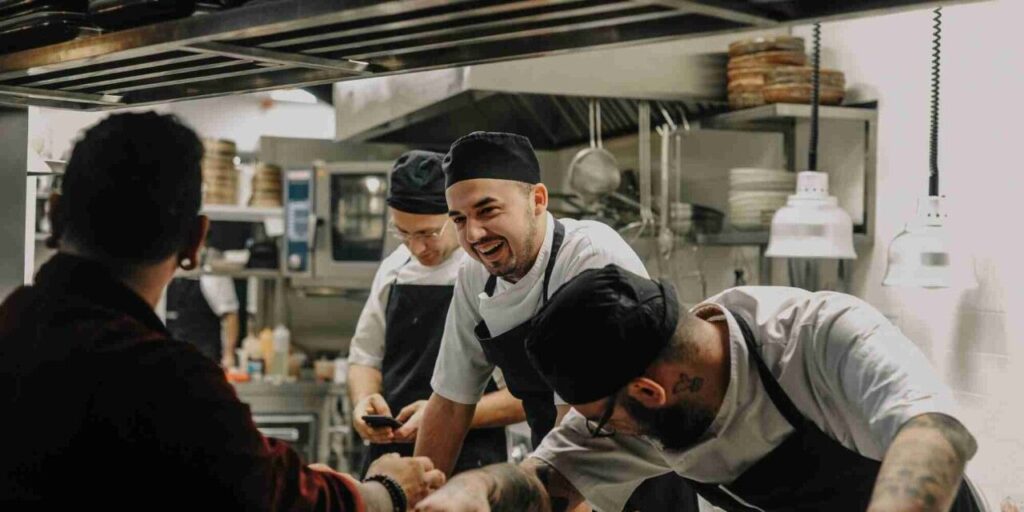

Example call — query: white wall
[167,93,335,153]
[29,92,335,159]
[793,0,1024,504]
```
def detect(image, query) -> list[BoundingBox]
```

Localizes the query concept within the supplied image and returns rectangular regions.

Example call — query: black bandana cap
[387,150,448,214]
[526,264,680,405]
[443,131,541,189]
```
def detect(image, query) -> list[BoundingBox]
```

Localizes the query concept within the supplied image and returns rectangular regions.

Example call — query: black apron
[360,268,507,477]
[473,221,698,512]
[473,221,566,449]
[681,310,981,512]
[165,277,222,362]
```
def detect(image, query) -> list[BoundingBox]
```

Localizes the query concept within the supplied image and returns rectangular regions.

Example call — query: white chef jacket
[348,244,468,370]
[431,213,648,405]
[198,275,239,317]
[533,286,960,512]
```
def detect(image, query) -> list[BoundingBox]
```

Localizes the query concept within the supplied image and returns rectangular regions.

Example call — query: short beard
[500,208,539,282]
[621,395,715,452]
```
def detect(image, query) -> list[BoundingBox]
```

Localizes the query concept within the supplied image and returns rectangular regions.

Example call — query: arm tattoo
[673,373,704,394]
[869,413,977,512]
[902,413,978,462]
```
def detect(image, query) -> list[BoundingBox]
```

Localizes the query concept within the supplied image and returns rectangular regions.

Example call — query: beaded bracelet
[363,474,407,512]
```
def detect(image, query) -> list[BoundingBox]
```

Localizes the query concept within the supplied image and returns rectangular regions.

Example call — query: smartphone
[362,415,403,429]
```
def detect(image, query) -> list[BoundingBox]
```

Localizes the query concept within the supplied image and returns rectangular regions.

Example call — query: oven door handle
[309,214,323,253]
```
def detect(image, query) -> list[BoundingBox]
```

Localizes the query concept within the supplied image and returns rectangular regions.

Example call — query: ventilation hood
[332,35,732,150]
[332,1,987,150]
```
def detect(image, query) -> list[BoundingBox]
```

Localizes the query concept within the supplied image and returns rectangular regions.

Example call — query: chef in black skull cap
[346,150,524,477]
[415,132,698,511]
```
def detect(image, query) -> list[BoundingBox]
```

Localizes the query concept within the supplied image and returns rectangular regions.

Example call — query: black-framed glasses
[585,395,618,438]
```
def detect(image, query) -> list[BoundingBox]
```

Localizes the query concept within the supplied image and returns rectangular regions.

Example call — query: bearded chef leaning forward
[416,264,982,512]
[413,132,698,511]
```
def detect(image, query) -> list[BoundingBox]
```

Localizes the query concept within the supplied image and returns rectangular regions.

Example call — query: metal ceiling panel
[0,0,985,110]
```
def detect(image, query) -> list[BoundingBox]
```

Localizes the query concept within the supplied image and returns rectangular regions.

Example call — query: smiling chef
[413,132,697,510]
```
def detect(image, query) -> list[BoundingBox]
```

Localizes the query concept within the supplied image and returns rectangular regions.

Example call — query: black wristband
[363,474,407,512]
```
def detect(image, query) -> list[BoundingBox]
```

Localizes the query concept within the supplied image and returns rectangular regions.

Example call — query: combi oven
[285,161,400,290]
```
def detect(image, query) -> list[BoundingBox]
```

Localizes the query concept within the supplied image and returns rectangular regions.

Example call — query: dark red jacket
[0,254,362,511]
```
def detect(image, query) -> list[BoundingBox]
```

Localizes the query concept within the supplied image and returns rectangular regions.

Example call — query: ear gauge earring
[179,257,195,271]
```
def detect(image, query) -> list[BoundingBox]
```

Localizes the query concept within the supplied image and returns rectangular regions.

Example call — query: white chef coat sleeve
[533,410,673,512]
[347,249,404,370]
[198,275,239,317]
[431,266,496,405]
[561,222,650,286]
[808,293,961,450]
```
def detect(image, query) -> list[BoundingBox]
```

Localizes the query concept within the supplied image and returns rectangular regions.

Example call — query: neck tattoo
[673,373,704,394]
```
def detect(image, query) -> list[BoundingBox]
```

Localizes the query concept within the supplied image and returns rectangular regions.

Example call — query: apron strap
[483,219,566,300]
[385,256,415,306]
[727,309,806,429]
[541,220,566,302]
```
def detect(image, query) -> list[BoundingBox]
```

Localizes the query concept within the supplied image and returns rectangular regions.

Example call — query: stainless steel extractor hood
[332,36,734,150]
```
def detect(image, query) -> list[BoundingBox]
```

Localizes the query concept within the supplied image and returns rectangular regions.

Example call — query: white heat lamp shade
[883,196,968,288]
[765,171,857,259]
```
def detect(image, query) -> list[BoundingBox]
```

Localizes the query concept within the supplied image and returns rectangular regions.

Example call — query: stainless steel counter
[233,380,354,471]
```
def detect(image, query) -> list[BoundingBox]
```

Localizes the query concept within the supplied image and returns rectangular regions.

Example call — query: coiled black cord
[929,8,942,196]
[808,22,821,171]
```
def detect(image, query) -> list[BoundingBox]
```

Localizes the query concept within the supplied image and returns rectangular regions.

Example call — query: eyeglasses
[585,395,618,438]
[388,220,449,243]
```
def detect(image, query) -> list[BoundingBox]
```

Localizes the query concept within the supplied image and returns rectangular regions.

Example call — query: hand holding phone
[362,414,403,429]
[353,394,397,443]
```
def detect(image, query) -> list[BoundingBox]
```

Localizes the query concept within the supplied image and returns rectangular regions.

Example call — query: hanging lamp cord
[808,22,821,171]
[929,8,942,196]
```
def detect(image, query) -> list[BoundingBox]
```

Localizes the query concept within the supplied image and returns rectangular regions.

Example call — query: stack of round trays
[250,163,283,208]
[202,138,238,206]
[727,36,806,110]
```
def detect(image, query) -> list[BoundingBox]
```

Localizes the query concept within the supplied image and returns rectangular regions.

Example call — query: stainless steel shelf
[695,231,873,247]
[703,104,878,127]
[26,159,66,177]
[45,160,66,174]
[201,204,283,223]
[0,0,967,110]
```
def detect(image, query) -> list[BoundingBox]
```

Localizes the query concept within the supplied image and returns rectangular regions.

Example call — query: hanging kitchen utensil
[568,99,620,206]
[656,105,690,260]
[657,123,674,261]
[619,102,654,244]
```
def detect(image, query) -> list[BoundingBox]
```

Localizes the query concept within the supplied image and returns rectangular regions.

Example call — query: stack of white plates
[728,168,795,230]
